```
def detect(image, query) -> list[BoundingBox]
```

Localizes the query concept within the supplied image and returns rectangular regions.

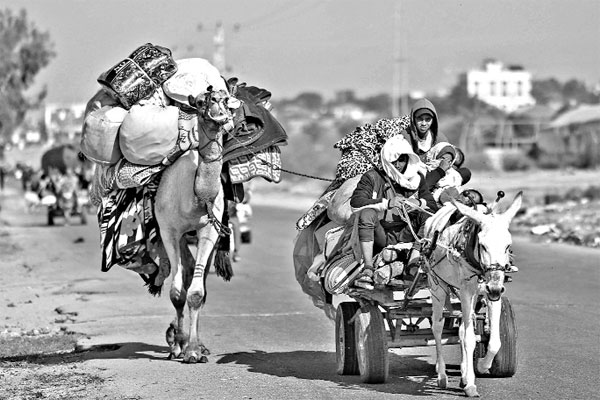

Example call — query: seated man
[350,135,438,275]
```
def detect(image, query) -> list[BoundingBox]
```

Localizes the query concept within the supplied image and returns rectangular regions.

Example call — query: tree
[0,8,55,144]
[294,92,324,111]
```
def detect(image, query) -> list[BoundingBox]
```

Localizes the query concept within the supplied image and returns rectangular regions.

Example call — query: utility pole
[213,21,226,72]
[392,1,409,116]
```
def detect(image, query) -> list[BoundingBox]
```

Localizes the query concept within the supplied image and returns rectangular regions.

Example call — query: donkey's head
[452,191,523,301]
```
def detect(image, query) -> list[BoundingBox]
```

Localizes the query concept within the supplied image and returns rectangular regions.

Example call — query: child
[425,142,472,205]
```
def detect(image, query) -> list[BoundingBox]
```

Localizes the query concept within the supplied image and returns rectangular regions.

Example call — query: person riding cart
[350,135,438,279]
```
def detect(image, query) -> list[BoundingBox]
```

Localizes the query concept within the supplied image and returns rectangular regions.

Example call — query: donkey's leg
[477,298,502,374]
[184,198,224,363]
[459,287,480,397]
[430,284,448,389]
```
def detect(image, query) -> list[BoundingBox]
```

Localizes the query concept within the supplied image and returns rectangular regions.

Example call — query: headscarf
[424,141,456,171]
[380,135,422,191]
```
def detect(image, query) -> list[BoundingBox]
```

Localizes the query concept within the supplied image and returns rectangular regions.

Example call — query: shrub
[502,152,533,171]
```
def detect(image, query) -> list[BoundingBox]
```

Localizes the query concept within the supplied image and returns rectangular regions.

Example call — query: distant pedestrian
[0,165,5,191]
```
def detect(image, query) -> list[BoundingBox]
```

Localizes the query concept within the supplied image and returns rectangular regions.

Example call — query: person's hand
[405,197,419,207]
[438,158,452,171]
[388,196,405,209]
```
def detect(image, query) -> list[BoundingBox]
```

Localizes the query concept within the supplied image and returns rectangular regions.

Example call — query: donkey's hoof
[464,386,480,397]
[437,375,447,389]
[476,358,490,375]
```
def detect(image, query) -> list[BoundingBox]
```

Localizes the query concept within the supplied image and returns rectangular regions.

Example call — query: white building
[467,59,535,113]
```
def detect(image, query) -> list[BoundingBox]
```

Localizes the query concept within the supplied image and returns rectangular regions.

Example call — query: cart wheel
[474,296,517,377]
[354,303,388,383]
[336,302,360,375]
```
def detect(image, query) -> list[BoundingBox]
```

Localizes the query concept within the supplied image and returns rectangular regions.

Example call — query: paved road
[1,185,599,399]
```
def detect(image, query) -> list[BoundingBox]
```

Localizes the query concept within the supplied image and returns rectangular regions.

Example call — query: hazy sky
[3,0,599,104]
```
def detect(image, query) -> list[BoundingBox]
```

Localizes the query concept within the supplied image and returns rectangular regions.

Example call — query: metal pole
[392,1,401,117]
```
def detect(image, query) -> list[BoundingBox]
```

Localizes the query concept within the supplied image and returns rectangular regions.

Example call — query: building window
[517,81,523,96]
[474,81,479,96]
[502,81,508,96]
[490,81,496,97]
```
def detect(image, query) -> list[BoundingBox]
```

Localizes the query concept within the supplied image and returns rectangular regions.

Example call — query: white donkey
[425,191,522,397]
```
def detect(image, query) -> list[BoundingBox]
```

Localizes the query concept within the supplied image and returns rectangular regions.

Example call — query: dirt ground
[0,168,598,399]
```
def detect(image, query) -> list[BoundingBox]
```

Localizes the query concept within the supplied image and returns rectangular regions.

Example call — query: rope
[225,134,334,182]
[205,200,231,237]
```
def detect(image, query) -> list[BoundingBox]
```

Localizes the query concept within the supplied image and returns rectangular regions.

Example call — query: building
[467,59,535,113]
[44,102,86,143]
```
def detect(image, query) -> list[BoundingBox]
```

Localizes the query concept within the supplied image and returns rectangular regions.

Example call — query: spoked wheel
[336,302,360,375]
[354,303,388,383]
[474,296,518,377]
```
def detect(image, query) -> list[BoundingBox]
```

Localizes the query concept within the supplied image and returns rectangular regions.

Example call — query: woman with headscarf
[401,98,450,163]
[350,135,438,274]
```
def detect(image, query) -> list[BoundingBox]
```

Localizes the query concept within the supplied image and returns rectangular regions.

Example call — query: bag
[81,90,127,165]
[98,43,177,109]
[119,104,179,165]
[327,175,361,225]
[163,58,227,107]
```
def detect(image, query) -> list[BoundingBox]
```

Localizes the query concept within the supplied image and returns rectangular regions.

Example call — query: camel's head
[188,86,239,133]
[452,191,523,301]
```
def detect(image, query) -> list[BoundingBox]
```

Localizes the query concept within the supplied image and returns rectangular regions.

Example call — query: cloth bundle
[97,43,178,109]
[83,49,228,168]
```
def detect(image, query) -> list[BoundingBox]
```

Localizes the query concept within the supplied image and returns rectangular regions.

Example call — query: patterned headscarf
[380,135,422,190]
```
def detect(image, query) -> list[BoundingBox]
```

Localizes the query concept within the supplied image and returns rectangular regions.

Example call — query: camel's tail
[213,248,234,281]
[140,273,163,296]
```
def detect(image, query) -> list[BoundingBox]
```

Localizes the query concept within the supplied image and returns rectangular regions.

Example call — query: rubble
[514,186,600,248]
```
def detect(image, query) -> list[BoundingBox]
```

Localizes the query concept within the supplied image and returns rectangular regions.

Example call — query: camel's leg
[459,287,480,397]
[430,283,448,389]
[164,238,195,359]
[183,196,224,364]
[477,298,502,374]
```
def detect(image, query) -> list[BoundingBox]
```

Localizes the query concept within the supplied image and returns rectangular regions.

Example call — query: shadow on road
[0,342,171,365]
[216,350,464,396]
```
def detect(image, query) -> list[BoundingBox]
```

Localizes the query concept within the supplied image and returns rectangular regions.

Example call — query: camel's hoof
[183,352,209,364]
[184,355,198,364]
[464,386,480,397]
[437,375,447,389]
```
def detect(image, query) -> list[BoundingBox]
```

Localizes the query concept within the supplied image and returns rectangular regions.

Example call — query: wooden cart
[332,283,517,383]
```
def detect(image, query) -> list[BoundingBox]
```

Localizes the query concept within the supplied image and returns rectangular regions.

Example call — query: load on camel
[82,43,287,363]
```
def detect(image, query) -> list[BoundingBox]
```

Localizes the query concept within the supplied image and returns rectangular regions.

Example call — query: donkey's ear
[500,191,523,223]
[451,199,485,225]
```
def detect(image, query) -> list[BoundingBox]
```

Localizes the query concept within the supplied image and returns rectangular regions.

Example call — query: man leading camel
[349,135,438,277]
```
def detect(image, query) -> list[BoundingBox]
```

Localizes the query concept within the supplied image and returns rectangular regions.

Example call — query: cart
[332,279,517,383]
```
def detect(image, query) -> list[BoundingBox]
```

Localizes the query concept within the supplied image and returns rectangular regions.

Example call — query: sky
[2,0,599,105]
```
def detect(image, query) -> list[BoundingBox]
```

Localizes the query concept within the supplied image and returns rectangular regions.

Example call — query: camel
[154,88,235,363]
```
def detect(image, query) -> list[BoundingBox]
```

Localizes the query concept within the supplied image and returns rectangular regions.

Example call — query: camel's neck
[194,121,224,203]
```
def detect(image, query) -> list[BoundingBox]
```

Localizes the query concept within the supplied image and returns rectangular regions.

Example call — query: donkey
[154,89,235,363]
[425,191,522,397]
